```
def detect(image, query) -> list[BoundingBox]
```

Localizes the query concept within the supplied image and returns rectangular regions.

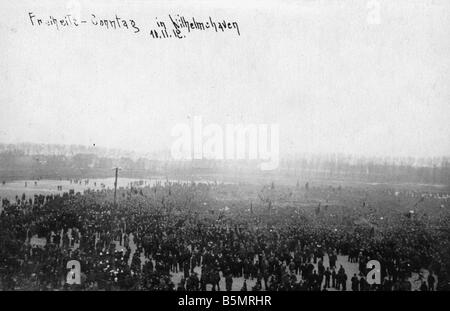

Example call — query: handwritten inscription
[28,12,241,38]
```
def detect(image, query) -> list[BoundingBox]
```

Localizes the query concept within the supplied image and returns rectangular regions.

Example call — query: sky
[1,0,449,158]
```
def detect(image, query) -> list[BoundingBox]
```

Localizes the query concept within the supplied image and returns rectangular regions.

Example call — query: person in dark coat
[427,273,435,291]
[359,276,368,291]
[351,274,359,291]
[420,281,428,291]
[331,268,337,288]
[324,267,331,289]
[241,280,247,291]
[225,273,233,291]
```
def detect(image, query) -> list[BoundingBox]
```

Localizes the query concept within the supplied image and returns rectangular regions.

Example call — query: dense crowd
[0,180,449,291]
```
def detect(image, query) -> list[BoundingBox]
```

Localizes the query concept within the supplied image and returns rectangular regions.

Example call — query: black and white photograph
[1,0,450,301]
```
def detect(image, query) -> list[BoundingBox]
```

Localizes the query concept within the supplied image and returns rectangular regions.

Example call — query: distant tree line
[279,156,450,185]
[0,144,448,185]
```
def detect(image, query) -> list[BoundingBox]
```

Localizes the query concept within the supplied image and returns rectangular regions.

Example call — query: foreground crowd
[0,180,449,291]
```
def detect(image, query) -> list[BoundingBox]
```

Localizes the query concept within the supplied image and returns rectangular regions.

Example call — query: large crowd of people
[0,179,449,291]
